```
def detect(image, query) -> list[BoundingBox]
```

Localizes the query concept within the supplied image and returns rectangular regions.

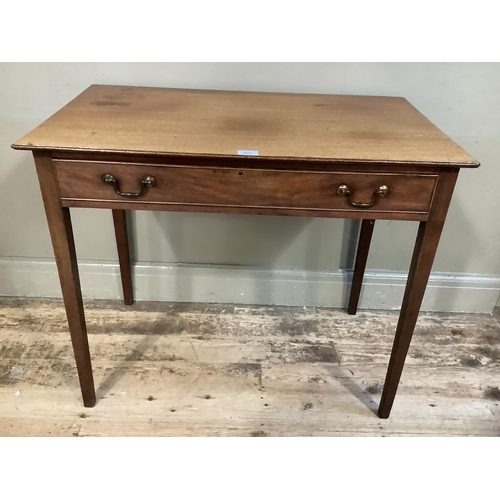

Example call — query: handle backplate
[101,173,156,198]
[337,184,389,208]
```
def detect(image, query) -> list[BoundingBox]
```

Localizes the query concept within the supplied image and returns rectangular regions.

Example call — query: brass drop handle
[101,173,156,198]
[337,184,389,208]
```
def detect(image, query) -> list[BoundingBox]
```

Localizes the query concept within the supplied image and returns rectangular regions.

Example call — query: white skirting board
[0,257,499,313]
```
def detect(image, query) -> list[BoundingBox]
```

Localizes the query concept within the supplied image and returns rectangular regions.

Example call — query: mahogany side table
[12,85,479,418]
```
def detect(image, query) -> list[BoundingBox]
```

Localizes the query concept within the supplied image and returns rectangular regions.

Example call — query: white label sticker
[237,150,259,156]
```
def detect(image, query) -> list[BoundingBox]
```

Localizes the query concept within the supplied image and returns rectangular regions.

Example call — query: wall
[1,63,499,311]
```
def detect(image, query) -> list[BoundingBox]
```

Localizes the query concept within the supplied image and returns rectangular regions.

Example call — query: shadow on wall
[122,194,479,310]
[147,210,322,304]
[137,211,395,308]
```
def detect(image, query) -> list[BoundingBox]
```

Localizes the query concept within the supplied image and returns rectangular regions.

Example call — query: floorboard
[1,298,499,436]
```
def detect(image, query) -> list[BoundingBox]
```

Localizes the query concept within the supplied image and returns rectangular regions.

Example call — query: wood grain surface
[12,85,478,166]
[54,160,438,216]
[379,169,459,417]
[33,153,95,407]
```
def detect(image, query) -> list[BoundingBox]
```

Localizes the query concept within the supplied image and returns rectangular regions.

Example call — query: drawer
[54,160,437,215]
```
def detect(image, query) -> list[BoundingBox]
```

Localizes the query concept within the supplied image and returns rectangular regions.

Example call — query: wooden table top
[12,85,478,167]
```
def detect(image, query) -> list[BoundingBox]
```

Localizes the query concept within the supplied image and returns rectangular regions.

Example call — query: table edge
[11,144,480,168]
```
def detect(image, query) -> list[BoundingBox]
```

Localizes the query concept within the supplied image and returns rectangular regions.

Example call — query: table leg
[112,209,134,305]
[348,219,375,315]
[33,152,96,407]
[378,169,459,418]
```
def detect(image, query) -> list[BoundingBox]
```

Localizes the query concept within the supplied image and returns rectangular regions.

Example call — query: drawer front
[54,160,437,214]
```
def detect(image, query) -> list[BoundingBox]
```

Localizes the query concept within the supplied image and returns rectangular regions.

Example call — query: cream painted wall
[1,63,499,309]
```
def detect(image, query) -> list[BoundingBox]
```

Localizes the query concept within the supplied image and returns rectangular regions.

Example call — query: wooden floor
[1,297,499,436]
